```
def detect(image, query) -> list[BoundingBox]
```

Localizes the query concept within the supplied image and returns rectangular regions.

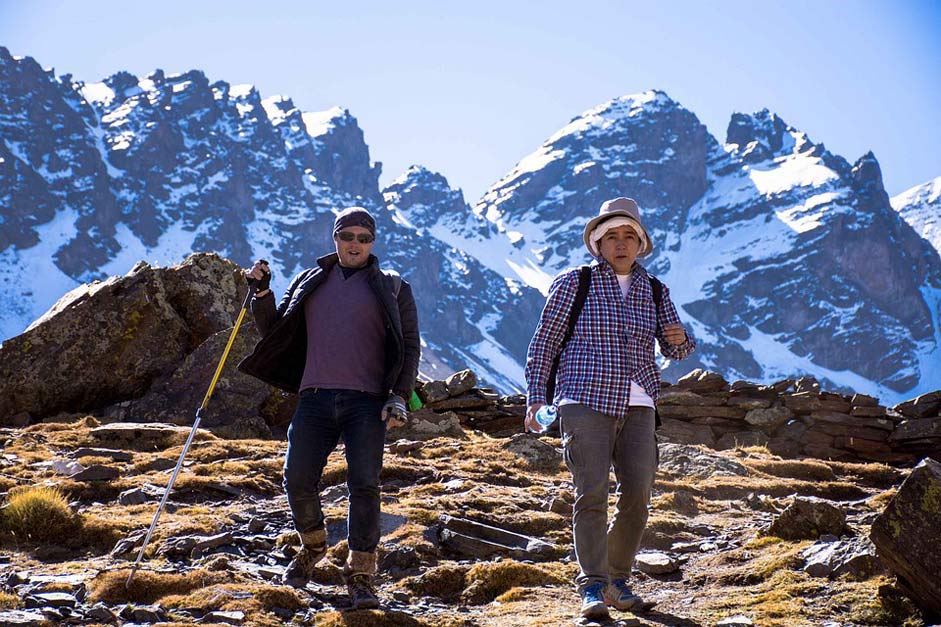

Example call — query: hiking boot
[580,582,609,620]
[281,530,327,588]
[605,578,641,611]
[347,573,380,610]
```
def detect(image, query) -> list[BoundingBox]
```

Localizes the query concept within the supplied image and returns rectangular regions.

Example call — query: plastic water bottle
[533,405,558,433]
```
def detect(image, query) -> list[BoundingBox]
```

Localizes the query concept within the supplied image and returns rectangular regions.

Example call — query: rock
[727,396,773,410]
[809,411,894,431]
[657,443,749,479]
[546,496,573,516]
[0,610,48,626]
[850,405,887,418]
[870,457,941,615]
[438,514,560,561]
[851,393,879,407]
[744,406,793,431]
[111,529,147,557]
[795,376,820,394]
[390,409,466,441]
[767,497,846,540]
[90,422,195,450]
[888,418,941,442]
[657,389,724,406]
[676,369,728,393]
[28,592,76,608]
[69,464,121,482]
[418,380,449,404]
[0,254,245,425]
[50,459,85,475]
[379,545,423,579]
[502,433,562,470]
[118,487,150,506]
[802,536,886,580]
[201,610,245,625]
[72,447,133,462]
[85,603,118,623]
[634,551,678,575]
[784,392,821,414]
[658,405,746,420]
[111,321,277,439]
[894,391,941,419]
[131,605,166,623]
[158,532,235,558]
[445,369,477,397]
[658,419,717,448]
[389,439,426,456]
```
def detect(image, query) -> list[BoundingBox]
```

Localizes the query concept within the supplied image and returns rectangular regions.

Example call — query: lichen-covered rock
[870,457,941,615]
[0,253,245,425]
[767,497,846,540]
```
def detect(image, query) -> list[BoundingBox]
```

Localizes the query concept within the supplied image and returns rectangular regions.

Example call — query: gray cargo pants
[560,403,657,590]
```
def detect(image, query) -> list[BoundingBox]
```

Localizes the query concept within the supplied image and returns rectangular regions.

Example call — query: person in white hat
[524,197,696,620]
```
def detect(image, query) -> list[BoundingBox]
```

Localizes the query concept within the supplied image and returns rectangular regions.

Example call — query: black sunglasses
[336,231,375,244]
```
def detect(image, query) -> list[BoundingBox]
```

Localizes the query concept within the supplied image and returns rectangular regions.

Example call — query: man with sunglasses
[238,206,420,609]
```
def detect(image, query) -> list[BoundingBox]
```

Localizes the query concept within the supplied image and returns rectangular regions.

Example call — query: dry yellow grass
[0,591,20,608]
[88,568,227,604]
[0,485,81,544]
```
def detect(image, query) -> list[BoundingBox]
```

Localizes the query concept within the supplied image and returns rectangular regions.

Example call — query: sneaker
[605,578,642,611]
[281,543,326,588]
[347,573,380,610]
[580,582,609,620]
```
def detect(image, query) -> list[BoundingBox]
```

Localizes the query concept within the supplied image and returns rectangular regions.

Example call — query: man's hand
[525,403,544,433]
[382,395,408,428]
[245,259,271,296]
[662,323,687,346]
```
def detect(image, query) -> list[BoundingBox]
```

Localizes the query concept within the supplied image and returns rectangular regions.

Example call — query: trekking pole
[126,277,258,588]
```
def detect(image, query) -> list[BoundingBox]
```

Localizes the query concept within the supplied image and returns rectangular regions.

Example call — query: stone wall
[416,369,941,465]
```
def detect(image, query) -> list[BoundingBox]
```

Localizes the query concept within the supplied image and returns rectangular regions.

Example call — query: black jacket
[237,253,420,398]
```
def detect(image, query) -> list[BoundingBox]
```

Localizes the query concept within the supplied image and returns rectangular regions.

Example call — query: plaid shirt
[526,260,696,418]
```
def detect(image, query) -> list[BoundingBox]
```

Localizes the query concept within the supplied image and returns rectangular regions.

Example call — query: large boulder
[101,323,286,439]
[0,254,247,425]
[767,497,846,540]
[870,458,941,616]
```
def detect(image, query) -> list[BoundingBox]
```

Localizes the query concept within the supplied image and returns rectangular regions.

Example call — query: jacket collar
[316,252,380,274]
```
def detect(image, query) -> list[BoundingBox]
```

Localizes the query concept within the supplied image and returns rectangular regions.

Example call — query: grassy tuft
[1,485,81,544]
[462,560,566,605]
[87,568,226,605]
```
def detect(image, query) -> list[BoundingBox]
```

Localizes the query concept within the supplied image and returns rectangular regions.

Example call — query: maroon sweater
[299,265,386,394]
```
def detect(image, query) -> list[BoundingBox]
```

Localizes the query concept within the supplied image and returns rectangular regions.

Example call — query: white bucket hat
[583,197,653,257]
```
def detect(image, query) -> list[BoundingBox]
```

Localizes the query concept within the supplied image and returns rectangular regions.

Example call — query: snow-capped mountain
[2,47,940,402]
[893,177,941,255]
[409,92,941,403]
[0,48,535,388]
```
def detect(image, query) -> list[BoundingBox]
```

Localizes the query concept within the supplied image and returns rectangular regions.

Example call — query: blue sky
[2,0,939,203]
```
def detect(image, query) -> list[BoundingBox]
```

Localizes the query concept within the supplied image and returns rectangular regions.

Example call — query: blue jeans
[283,388,387,553]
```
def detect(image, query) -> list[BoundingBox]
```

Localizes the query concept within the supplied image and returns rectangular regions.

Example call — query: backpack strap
[648,274,664,334]
[545,265,592,403]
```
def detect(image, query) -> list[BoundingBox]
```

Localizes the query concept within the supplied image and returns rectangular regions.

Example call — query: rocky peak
[296,106,381,201]
[726,108,815,163]
[383,165,469,229]
[850,151,887,199]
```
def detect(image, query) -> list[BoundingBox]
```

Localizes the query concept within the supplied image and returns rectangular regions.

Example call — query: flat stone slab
[91,423,195,450]
[439,514,560,561]
[635,551,679,575]
[0,610,48,626]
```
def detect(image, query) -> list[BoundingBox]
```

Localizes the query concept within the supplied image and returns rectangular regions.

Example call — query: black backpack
[544,266,664,403]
